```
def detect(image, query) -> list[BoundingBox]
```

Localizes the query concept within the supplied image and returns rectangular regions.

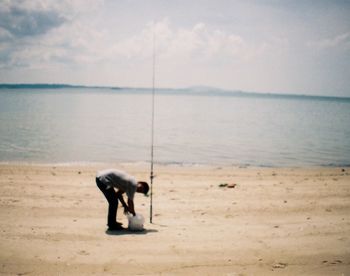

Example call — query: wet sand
[0,163,349,275]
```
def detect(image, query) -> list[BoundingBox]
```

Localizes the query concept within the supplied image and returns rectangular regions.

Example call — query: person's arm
[116,191,129,211]
[127,198,136,216]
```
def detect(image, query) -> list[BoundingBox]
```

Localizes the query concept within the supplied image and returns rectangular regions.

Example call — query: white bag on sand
[127,213,145,231]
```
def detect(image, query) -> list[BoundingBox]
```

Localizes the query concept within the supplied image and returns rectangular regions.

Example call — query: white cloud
[0,27,12,41]
[2,14,269,70]
[0,0,106,68]
[307,32,350,51]
[105,19,266,64]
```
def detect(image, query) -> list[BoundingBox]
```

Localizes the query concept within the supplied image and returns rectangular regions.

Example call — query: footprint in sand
[272,262,288,269]
[330,260,342,265]
[78,250,89,256]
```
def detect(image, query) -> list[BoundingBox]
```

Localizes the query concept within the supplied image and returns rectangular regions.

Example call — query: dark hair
[138,181,149,195]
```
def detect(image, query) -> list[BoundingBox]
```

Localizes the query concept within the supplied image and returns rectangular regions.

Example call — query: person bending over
[96,169,149,230]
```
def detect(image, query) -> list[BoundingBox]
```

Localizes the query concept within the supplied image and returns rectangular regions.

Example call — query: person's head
[136,181,149,195]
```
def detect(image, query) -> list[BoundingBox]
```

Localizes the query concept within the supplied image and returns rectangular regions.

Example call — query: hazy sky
[0,0,350,96]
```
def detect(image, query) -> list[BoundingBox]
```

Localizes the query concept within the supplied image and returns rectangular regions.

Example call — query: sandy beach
[0,163,349,275]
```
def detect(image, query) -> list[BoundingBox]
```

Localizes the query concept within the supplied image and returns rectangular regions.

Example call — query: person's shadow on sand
[105,228,158,236]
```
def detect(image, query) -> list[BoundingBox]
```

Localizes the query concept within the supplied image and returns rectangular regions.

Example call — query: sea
[0,87,349,167]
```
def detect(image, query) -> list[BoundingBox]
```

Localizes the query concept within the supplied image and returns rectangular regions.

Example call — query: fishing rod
[150,28,156,224]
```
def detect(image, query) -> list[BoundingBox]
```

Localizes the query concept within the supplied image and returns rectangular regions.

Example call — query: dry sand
[0,163,349,275]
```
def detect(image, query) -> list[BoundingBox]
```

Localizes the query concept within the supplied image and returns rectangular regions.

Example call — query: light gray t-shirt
[96,169,137,200]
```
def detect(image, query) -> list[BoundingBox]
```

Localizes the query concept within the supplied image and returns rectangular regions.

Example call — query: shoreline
[0,160,349,169]
[1,163,349,275]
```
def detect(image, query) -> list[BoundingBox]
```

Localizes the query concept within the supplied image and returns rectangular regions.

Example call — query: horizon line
[0,83,349,100]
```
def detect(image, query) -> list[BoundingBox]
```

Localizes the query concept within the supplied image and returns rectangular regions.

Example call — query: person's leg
[96,178,121,227]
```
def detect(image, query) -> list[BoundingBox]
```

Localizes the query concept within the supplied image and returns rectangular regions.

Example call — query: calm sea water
[0,88,349,167]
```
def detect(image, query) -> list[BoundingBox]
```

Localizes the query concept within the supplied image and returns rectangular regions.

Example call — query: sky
[0,0,350,97]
